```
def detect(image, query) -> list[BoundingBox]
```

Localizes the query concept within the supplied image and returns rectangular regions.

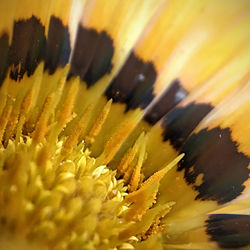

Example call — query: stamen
[15,90,33,143]
[32,93,55,144]
[0,98,14,143]
[61,103,93,156]
[85,99,112,145]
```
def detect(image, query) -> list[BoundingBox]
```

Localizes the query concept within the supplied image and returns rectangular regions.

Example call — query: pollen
[0,71,182,250]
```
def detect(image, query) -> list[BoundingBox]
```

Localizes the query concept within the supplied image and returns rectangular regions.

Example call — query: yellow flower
[0,0,250,249]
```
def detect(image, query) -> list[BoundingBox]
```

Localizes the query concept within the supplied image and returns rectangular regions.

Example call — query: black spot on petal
[206,214,250,248]
[83,31,114,85]
[178,127,250,204]
[68,26,114,87]
[144,79,188,125]
[162,102,213,149]
[10,16,46,81]
[0,33,9,86]
[105,52,157,110]
[44,16,71,74]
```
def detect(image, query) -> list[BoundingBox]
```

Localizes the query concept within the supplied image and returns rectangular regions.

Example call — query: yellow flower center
[0,66,182,250]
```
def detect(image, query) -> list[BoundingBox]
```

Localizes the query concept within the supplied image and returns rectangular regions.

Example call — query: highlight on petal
[0,0,249,249]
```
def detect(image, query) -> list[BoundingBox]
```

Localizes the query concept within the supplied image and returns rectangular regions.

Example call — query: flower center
[0,69,182,249]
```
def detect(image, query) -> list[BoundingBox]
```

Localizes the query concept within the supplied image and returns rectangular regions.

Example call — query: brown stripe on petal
[162,102,213,149]
[44,16,71,74]
[10,16,46,81]
[206,214,250,248]
[0,33,9,86]
[178,127,250,204]
[144,79,187,125]
[68,26,114,87]
[105,52,157,110]
[83,30,114,86]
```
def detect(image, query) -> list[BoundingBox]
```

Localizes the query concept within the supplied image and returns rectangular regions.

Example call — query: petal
[206,214,250,249]
[158,83,250,230]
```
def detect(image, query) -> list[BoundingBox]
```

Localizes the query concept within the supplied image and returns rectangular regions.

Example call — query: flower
[0,0,249,249]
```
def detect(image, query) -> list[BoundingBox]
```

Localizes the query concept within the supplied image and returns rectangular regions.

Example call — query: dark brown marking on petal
[83,30,114,86]
[105,52,157,110]
[0,33,10,86]
[10,16,46,81]
[44,16,71,74]
[68,26,114,87]
[162,102,213,149]
[206,214,250,248]
[68,26,99,82]
[144,79,188,125]
[178,127,250,204]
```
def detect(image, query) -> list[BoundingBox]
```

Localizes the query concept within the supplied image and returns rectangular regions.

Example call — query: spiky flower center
[0,67,181,250]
